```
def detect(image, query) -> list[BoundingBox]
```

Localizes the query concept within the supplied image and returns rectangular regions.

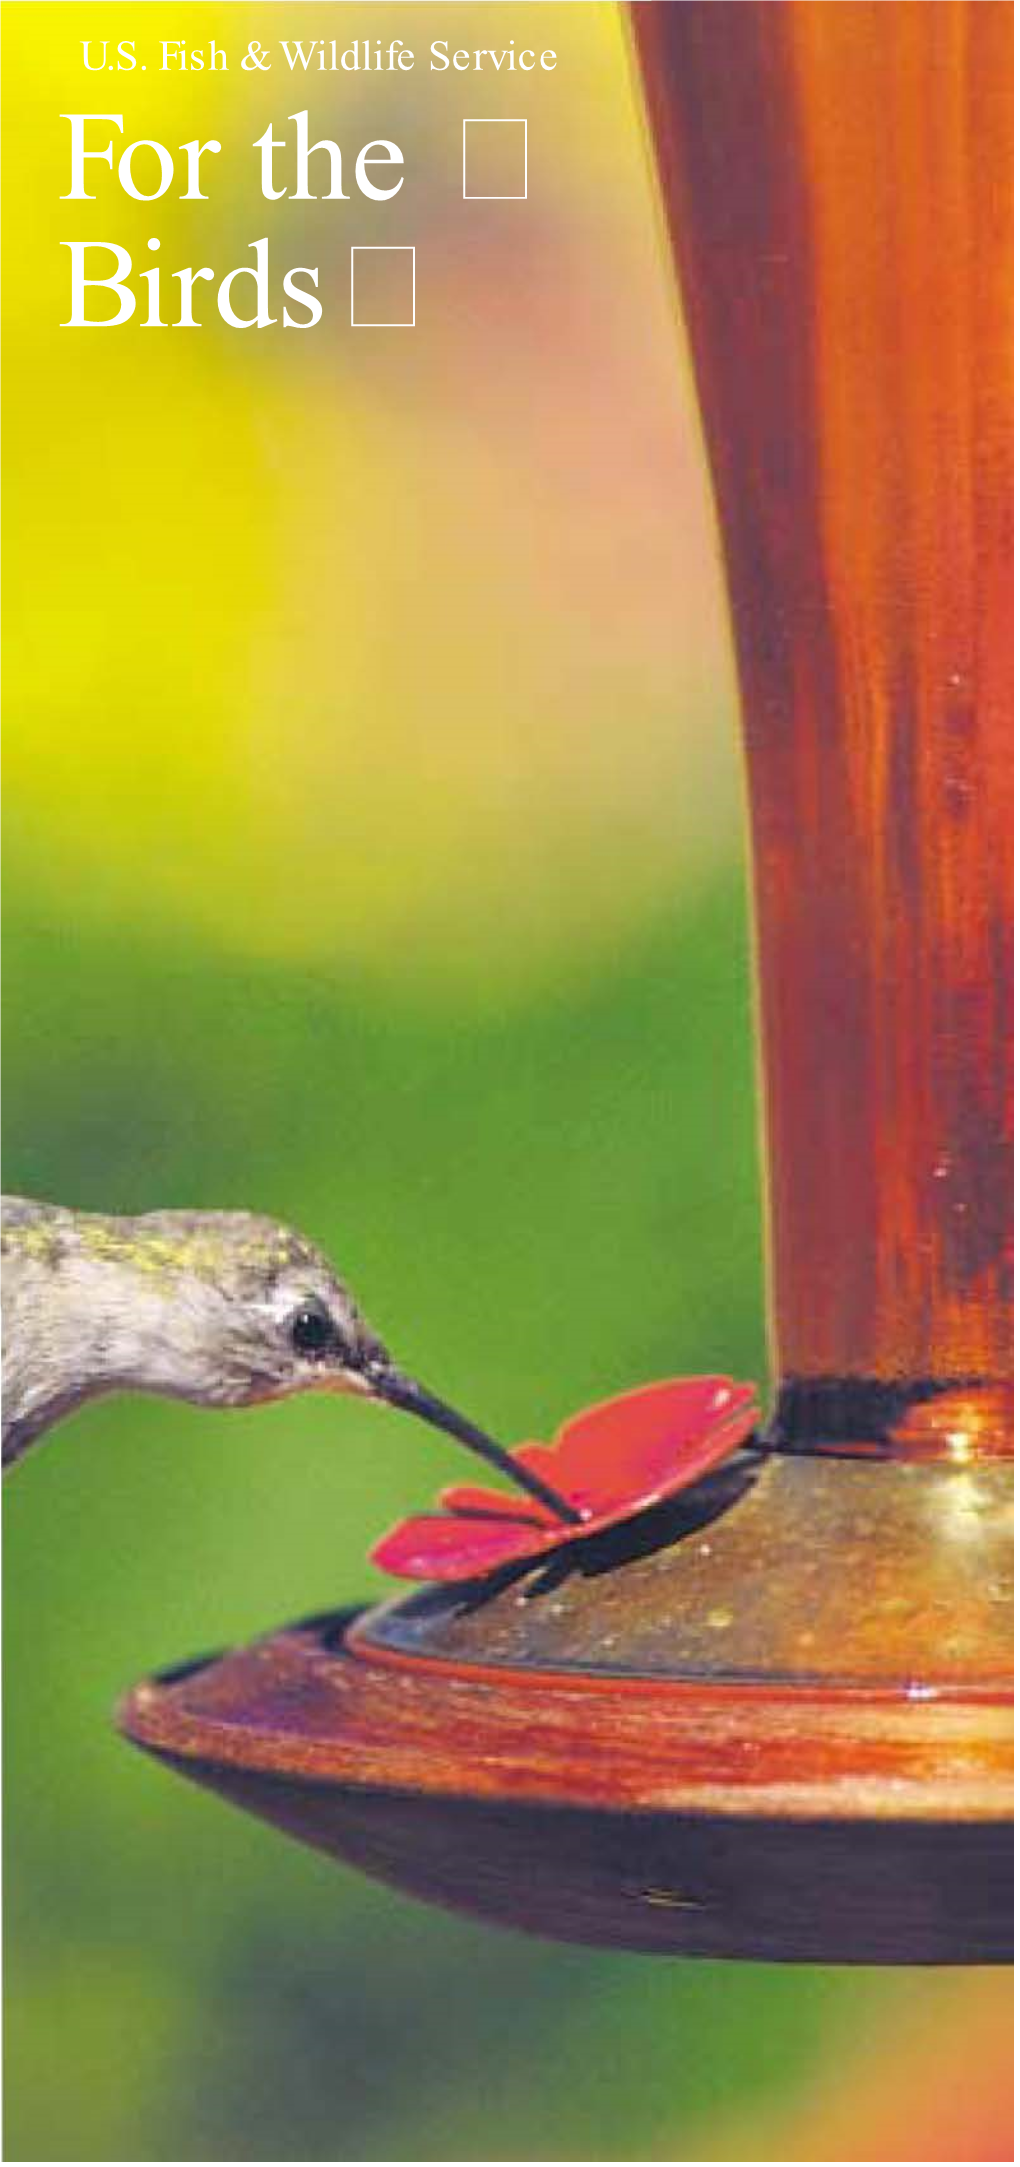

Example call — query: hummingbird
[0,1196,578,1520]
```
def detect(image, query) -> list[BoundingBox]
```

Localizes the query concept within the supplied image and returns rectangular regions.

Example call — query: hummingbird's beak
[365,1364,582,1526]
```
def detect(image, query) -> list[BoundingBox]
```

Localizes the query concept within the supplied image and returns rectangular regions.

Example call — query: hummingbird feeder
[120,0,1012,1964]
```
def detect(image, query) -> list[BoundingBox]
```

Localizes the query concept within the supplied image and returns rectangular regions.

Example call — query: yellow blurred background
[5,1,741,981]
[3,5,1011,2160]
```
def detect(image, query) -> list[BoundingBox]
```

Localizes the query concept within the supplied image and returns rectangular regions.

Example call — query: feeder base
[119,1454,1012,1963]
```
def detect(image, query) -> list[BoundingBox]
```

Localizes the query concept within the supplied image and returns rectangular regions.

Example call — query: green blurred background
[3,5,1010,2158]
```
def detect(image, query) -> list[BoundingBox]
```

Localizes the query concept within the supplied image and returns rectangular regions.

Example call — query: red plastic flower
[372,1376,759,1584]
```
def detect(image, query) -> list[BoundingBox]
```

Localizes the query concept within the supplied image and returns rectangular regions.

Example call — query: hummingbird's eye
[289,1301,334,1359]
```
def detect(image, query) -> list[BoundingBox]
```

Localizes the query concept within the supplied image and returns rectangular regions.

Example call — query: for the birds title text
[61,37,552,330]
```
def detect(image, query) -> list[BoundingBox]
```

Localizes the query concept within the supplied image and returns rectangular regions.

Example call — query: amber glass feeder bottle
[121,1,1013,1963]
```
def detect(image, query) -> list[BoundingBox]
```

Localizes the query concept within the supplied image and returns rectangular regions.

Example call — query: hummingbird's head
[146,1211,579,1520]
[137,1212,393,1410]
[41,1205,579,1522]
